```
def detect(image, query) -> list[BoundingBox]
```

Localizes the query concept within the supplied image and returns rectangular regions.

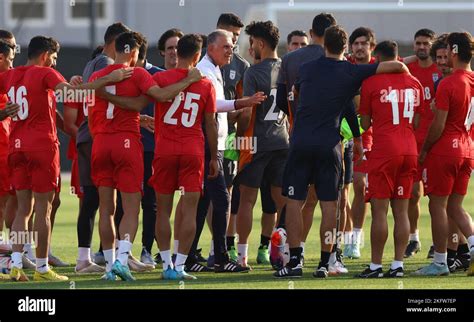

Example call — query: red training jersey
[0,94,9,156]
[0,65,65,152]
[88,64,156,137]
[429,69,474,158]
[360,73,425,158]
[153,68,216,156]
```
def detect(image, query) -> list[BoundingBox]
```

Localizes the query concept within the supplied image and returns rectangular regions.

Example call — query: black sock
[260,235,270,248]
[447,248,457,266]
[277,205,286,229]
[457,243,469,256]
[77,185,99,248]
[288,247,302,268]
[226,236,235,250]
[319,251,331,268]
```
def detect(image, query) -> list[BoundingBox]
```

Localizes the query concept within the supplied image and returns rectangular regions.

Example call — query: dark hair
[430,33,448,60]
[245,21,280,51]
[447,31,474,63]
[287,30,307,44]
[312,13,337,37]
[217,13,244,28]
[158,28,184,53]
[177,34,203,59]
[414,28,435,40]
[138,36,148,61]
[0,40,14,57]
[115,32,145,54]
[374,40,398,60]
[104,22,130,45]
[200,34,208,49]
[0,30,14,41]
[27,36,60,60]
[91,45,104,59]
[349,27,376,47]
[324,25,347,55]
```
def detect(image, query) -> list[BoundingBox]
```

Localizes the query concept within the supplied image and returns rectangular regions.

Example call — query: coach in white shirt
[185,30,265,272]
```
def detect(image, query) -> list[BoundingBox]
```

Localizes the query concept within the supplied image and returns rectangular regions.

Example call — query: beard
[416,51,429,60]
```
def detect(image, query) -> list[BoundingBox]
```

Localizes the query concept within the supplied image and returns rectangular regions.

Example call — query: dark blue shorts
[282,144,343,202]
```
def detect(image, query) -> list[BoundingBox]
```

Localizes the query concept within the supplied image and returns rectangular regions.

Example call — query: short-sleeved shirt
[243,58,289,152]
[407,61,442,144]
[429,69,474,158]
[0,94,9,156]
[0,65,66,152]
[76,53,114,145]
[88,64,156,137]
[277,44,325,125]
[152,68,216,156]
[64,101,85,160]
[292,57,378,149]
[359,73,425,158]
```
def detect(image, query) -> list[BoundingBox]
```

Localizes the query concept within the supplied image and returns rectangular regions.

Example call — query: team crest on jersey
[229,70,236,80]
[432,73,439,83]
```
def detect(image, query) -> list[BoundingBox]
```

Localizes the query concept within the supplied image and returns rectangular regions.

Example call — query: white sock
[23,243,35,260]
[173,240,179,255]
[353,228,362,245]
[117,240,132,266]
[344,231,353,245]
[433,251,447,266]
[409,230,419,242]
[209,241,214,256]
[160,250,173,270]
[300,242,305,254]
[78,247,91,262]
[391,260,403,270]
[467,235,474,255]
[36,258,49,273]
[175,253,188,272]
[11,252,23,269]
[103,249,115,272]
[370,263,382,270]
[115,239,120,257]
[237,244,248,265]
[329,251,337,265]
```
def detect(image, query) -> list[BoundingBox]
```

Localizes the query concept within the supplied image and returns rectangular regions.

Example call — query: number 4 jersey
[0,65,66,152]
[152,68,217,156]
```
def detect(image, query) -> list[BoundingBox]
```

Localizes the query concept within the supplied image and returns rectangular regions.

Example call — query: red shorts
[0,154,12,196]
[8,146,60,193]
[70,158,83,198]
[366,155,417,201]
[149,154,204,194]
[353,149,371,173]
[91,133,144,193]
[422,155,473,196]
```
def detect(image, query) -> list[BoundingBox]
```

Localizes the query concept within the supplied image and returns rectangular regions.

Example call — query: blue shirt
[291,57,378,149]
[141,61,164,152]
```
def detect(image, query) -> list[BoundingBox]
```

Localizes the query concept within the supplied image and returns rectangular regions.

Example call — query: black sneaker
[449,254,470,272]
[313,265,328,278]
[154,253,162,264]
[427,245,435,259]
[215,260,250,273]
[356,266,384,278]
[404,240,421,258]
[185,260,214,272]
[274,264,303,278]
[384,266,404,278]
[195,249,207,263]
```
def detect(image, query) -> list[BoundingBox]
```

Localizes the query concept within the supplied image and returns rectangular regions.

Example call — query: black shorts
[223,158,237,188]
[343,140,354,185]
[282,144,342,202]
[236,149,288,188]
[77,141,94,187]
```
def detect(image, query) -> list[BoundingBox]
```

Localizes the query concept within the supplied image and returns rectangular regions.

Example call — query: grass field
[0,178,473,290]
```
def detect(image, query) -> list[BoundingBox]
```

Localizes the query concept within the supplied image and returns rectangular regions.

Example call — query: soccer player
[277,25,408,278]
[286,30,308,52]
[236,20,288,268]
[405,29,442,258]
[358,41,424,278]
[88,31,203,281]
[1,35,131,282]
[415,32,474,277]
[158,28,184,70]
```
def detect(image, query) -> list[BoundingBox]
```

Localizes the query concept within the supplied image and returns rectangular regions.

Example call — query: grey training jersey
[243,58,289,152]
[76,53,114,145]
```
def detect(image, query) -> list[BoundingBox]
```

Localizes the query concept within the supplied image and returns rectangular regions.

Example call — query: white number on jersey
[424,87,431,100]
[8,86,29,121]
[105,85,116,119]
[464,97,474,131]
[164,92,200,127]
[387,89,415,125]
[264,88,283,121]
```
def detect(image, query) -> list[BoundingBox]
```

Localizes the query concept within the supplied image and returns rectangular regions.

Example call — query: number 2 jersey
[0,65,66,152]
